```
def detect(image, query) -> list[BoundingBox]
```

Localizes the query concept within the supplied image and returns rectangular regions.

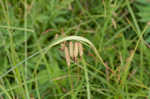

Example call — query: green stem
[81,56,91,99]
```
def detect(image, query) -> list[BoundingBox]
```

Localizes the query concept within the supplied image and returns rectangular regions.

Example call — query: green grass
[0,0,150,99]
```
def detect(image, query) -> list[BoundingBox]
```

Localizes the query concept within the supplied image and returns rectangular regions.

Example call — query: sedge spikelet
[78,42,83,57]
[74,42,79,62]
[69,41,74,59]
[65,46,70,67]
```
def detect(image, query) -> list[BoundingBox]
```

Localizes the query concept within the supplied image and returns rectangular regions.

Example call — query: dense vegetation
[0,0,150,99]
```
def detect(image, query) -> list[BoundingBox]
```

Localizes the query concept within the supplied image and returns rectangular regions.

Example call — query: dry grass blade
[69,41,74,58]
[64,46,70,67]
[105,63,109,81]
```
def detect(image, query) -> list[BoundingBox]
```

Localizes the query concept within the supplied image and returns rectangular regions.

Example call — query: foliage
[0,0,150,99]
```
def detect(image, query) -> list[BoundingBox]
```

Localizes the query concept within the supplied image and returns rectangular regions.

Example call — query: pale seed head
[78,42,83,57]
[148,22,150,25]
[60,43,65,51]
[69,41,74,58]
[61,28,65,36]
[74,42,79,58]
[112,18,117,29]
[64,46,70,67]
[54,34,59,39]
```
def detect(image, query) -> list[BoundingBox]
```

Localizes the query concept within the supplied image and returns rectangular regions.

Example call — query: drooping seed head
[69,41,74,58]
[54,34,59,39]
[78,42,83,57]
[61,43,65,51]
[74,42,79,58]
[64,46,70,67]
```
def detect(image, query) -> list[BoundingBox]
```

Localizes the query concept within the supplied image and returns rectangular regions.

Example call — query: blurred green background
[0,0,150,99]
